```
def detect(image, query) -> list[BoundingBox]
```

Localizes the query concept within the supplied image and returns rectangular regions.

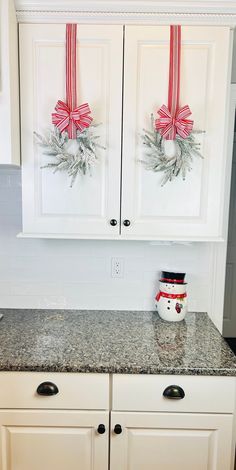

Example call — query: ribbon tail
[52,114,70,134]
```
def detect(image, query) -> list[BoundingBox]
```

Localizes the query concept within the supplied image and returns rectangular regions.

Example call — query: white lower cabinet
[110,412,233,470]
[0,410,109,470]
[111,374,236,470]
[0,372,235,470]
[0,372,110,470]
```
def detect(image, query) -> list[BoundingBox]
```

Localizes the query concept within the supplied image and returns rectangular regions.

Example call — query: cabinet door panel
[0,410,109,470]
[20,24,123,237]
[122,26,232,240]
[110,412,233,470]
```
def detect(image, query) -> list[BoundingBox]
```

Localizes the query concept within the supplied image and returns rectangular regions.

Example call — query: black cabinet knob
[114,424,122,434]
[110,219,118,226]
[37,382,59,396]
[123,219,131,227]
[97,424,106,434]
[163,385,185,400]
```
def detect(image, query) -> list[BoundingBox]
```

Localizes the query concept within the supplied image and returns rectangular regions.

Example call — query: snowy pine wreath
[34,125,104,187]
[141,115,204,186]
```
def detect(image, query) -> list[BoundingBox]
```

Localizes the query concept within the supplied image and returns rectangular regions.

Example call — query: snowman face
[159,281,186,295]
[162,283,176,293]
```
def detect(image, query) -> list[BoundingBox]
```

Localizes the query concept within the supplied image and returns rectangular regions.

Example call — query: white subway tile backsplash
[0,282,11,296]
[9,174,21,188]
[11,281,64,296]
[0,257,12,281]
[0,168,214,312]
[0,201,20,216]
[0,173,10,188]
[0,295,66,309]
[38,296,67,309]
[0,214,22,230]
[65,293,147,311]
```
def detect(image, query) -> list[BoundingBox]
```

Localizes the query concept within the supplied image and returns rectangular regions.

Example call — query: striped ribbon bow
[155,25,194,140]
[52,100,93,135]
[155,104,193,140]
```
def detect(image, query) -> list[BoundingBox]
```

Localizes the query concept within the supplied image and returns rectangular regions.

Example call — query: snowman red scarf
[156,291,187,301]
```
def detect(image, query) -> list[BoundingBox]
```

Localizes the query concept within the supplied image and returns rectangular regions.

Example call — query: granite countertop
[0,309,235,376]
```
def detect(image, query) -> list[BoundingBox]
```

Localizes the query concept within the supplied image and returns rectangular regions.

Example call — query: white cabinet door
[110,412,234,470]
[0,0,20,166]
[121,26,232,240]
[0,410,109,470]
[20,24,123,237]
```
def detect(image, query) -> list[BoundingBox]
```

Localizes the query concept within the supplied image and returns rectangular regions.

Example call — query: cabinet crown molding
[13,0,236,14]
[14,1,236,25]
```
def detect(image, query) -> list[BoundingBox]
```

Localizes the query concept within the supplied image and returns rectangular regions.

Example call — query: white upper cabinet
[0,0,20,166]
[20,24,123,237]
[19,23,233,240]
[122,26,233,240]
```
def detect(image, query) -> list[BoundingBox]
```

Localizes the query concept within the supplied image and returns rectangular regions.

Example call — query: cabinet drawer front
[112,374,236,413]
[0,372,109,409]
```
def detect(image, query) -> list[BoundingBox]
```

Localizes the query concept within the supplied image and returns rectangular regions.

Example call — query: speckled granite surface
[0,309,235,376]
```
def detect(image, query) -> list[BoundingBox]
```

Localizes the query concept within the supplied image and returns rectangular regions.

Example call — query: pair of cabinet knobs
[110,219,130,227]
[97,424,122,434]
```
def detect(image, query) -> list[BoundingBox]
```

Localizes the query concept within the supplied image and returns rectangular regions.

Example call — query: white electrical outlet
[111,257,124,278]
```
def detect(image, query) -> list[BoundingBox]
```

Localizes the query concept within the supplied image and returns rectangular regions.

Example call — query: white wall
[0,167,215,312]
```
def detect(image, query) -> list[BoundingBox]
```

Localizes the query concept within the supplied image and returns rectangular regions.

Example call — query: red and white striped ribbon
[155,25,193,140]
[52,24,93,139]
[66,24,77,139]
[168,25,181,136]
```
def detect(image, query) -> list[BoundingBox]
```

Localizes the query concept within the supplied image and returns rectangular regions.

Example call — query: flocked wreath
[34,125,104,187]
[141,114,203,186]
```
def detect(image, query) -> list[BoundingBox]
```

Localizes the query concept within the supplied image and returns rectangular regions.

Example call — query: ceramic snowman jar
[155,277,188,322]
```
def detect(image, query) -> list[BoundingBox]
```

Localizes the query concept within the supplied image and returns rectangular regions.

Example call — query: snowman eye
[172,285,174,288]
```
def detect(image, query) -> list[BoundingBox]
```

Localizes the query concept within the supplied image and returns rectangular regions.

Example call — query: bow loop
[52,100,93,137]
[155,104,193,140]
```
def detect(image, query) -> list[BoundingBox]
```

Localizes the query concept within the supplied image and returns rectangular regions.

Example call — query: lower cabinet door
[0,410,109,470]
[110,412,234,470]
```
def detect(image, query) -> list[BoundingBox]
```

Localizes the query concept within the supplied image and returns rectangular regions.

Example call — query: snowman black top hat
[160,271,186,284]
